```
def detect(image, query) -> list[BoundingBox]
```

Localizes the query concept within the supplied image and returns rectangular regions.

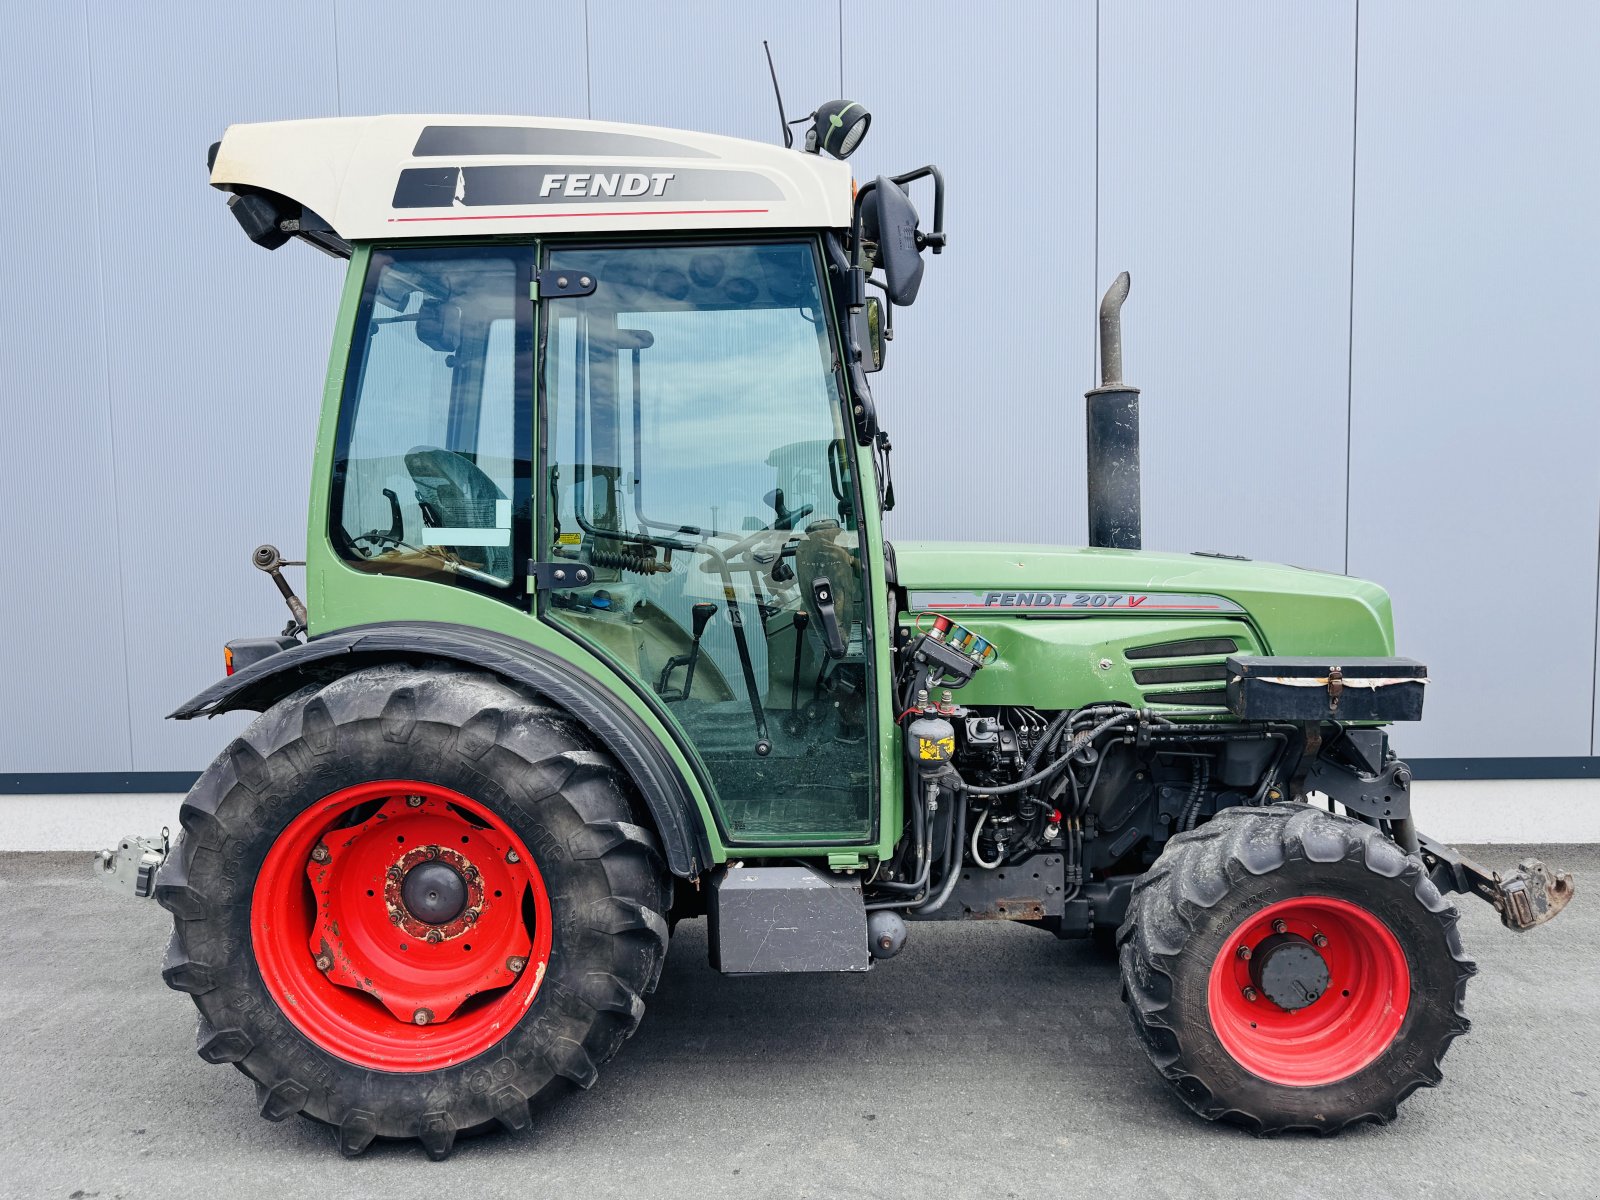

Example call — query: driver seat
[404,446,512,580]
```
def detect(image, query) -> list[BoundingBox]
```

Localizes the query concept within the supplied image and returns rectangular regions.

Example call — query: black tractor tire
[1117,802,1474,1134]
[154,663,672,1159]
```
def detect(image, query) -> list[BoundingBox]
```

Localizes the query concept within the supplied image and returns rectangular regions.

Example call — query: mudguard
[169,621,709,878]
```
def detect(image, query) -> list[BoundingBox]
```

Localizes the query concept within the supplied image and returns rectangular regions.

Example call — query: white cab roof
[210,114,855,241]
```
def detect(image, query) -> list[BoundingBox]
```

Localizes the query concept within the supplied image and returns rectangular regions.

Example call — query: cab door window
[541,241,876,844]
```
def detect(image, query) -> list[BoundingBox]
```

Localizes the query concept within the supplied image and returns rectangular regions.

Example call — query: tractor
[96,98,1572,1159]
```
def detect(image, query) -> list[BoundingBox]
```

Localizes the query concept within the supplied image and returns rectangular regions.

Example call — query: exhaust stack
[1085,272,1141,550]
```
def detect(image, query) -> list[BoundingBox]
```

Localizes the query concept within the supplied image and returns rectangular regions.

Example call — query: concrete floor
[1,847,1594,1200]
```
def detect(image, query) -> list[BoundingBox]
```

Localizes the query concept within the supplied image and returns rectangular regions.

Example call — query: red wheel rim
[1206,896,1410,1087]
[251,780,552,1071]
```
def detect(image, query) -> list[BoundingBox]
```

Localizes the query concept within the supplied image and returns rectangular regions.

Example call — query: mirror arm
[845,178,881,311]
[866,278,895,340]
[886,164,946,253]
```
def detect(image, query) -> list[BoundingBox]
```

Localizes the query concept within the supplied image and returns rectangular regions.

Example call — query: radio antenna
[763,41,794,149]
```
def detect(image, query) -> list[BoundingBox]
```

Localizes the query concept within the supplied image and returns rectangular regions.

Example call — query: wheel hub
[380,842,487,943]
[401,859,468,925]
[1249,932,1330,1011]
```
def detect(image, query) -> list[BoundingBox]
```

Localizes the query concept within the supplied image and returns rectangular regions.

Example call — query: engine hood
[891,542,1395,656]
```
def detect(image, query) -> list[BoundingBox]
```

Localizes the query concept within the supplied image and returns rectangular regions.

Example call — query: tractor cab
[208,112,942,853]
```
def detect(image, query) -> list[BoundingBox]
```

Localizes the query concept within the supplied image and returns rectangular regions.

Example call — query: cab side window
[332,247,531,593]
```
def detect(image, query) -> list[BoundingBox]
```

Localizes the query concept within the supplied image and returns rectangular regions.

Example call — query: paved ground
[1,847,1594,1200]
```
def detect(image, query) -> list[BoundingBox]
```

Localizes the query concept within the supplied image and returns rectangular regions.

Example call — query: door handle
[811,577,847,659]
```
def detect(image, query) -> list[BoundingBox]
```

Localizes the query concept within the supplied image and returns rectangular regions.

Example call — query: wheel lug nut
[426,929,443,943]
[387,866,402,881]
[406,795,425,807]
[507,956,527,973]
[1236,945,1252,961]
[464,909,480,924]
[1313,932,1328,948]
[1272,919,1288,934]
[1243,987,1259,1002]
[506,850,520,864]
[424,846,439,860]
[413,1008,433,1026]
[310,844,330,863]
[389,911,403,925]
[315,953,333,971]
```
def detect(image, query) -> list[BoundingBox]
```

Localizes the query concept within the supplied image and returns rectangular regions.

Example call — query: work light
[805,100,871,159]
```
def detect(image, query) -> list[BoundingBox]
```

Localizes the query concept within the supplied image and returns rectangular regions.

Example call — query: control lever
[789,610,810,714]
[658,602,719,702]
[811,577,847,659]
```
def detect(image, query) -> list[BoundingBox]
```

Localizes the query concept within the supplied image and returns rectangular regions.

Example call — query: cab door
[535,239,879,846]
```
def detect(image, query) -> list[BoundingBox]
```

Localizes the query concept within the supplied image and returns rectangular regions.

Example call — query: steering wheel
[697,524,803,592]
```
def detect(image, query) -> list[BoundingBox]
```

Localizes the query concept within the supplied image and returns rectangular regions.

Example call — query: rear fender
[170,621,709,878]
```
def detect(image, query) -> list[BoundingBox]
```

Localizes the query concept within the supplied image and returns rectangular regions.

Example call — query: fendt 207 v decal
[906,589,1247,614]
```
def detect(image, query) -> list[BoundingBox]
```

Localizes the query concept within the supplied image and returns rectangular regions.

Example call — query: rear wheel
[155,664,671,1158]
[1118,803,1474,1133]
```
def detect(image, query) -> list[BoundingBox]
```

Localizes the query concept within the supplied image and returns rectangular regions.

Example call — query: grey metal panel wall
[586,4,841,141]
[1096,2,1356,572]
[2,0,1597,779]
[846,1,1099,544]
[1347,4,1600,758]
[333,1,589,117]
[0,6,132,772]
[83,5,344,770]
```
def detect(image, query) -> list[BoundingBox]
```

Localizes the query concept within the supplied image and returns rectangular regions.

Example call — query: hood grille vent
[1125,635,1243,709]
[1124,637,1238,661]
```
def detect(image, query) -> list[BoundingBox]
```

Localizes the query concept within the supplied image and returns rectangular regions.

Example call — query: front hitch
[1417,833,1574,931]
[94,829,171,900]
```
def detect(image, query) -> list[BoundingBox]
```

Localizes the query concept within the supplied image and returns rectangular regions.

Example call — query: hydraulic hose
[875,778,935,893]
[969,808,1004,869]
[912,774,969,915]
[967,708,1165,798]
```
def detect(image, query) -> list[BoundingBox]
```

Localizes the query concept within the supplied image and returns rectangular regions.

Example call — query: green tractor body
[111,110,1572,1158]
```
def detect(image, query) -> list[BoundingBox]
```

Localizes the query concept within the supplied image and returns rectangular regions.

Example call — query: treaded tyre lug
[194,1014,253,1064]
[1118,802,1475,1135]
[491,1085,533,1134]
[417,1112,456,1161]
[336,1110,379,1158]
[154,665,672,1159]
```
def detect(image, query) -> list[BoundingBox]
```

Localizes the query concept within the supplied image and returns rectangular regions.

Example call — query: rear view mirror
[862,178,924,307]
[416,299,461,353]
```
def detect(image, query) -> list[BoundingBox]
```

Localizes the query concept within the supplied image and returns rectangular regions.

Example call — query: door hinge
[531,269,598,301]
[528,560,596,591]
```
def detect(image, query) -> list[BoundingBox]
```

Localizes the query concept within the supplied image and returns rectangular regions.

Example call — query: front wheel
[155,664,671,1158]
[1118,803,1474,1134]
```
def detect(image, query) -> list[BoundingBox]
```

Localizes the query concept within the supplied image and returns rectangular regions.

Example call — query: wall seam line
[79,0,138,772]
[331,1,343,114]
[1092,0,1101,387]
[837,0,845,95]
[1590,491,1599,755]
[583,0,593,119]
[1342,0,1360,577]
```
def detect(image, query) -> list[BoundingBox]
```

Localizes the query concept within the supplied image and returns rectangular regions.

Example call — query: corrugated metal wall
[2,1,1596,778]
